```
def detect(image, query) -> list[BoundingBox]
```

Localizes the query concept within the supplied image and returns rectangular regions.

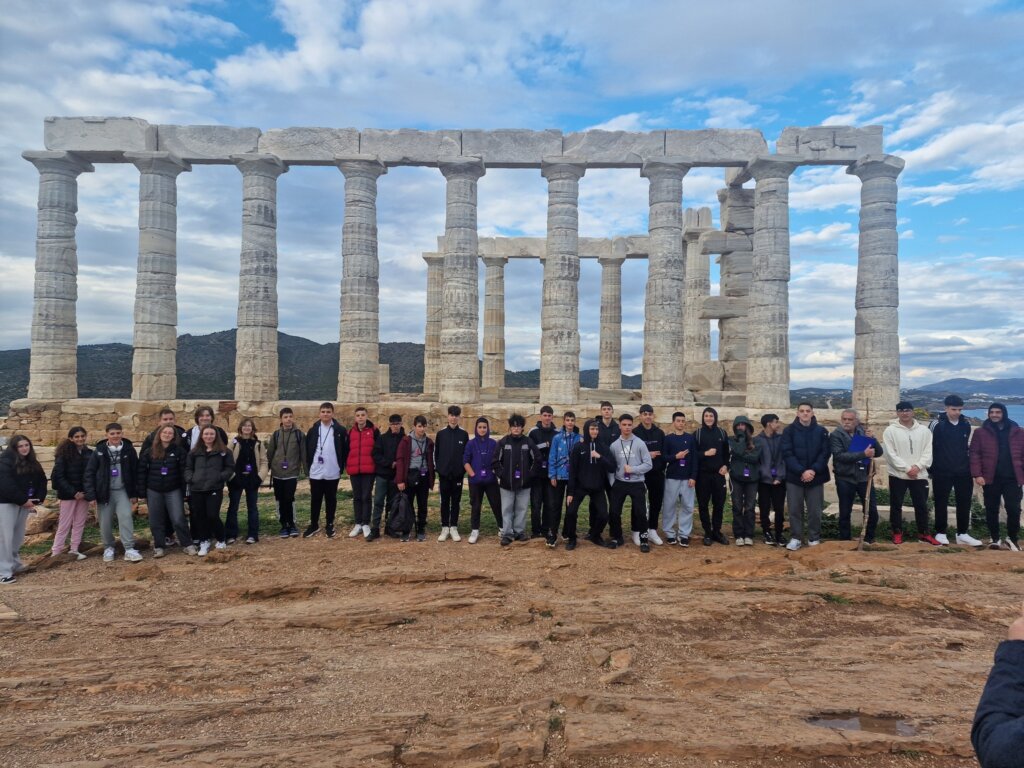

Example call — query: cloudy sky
[1,0,1022,388]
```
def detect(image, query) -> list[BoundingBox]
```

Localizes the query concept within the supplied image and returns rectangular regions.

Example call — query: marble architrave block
[359,129,462,165]
[664,129,767,165]
[562,131,665,166]
[258,128,359,164]
[699,231,752,255]
[157,125,261,163]
[776,125,883,163]
[44,117,156,160]
[461,130,562,168]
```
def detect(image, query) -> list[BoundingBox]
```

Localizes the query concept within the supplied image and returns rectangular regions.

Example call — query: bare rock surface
[1,536,1014,766]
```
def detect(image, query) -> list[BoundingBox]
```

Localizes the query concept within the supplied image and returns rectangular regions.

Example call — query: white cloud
[791,222,857,248]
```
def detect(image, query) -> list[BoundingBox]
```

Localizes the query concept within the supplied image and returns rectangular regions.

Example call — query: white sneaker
[631,531,642,547]
[1005,538,1021,552]
[103,547,115,562]
[735,538,745,547]
[438,526,450,542]
[786,538,802,551]
[956,532,983,547]
[361,524,371,538]
[468,529,479,544]
[70,550,87,561]
[348,524,361,538]
[450,527,461,542]
[198,541,210,557]
[124,549,143,562]
[744,537,754,546]
[214,541,227,550]
[153,547,166,559]
[808,539,821,547]
[934,533,949,546]
[183,545,198,556]
[648,529,663,546]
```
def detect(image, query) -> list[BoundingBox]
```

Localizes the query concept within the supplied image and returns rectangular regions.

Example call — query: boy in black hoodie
[434,405,469,540]
[528,406,557,538]
[930,395,981,546]
[567,420,617,549]
[694,407,730,546]
[368,414,404,541]
[634,404,667,545]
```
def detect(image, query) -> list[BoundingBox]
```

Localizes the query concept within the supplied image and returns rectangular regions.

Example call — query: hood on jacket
[474,417,491,439]
[701,407,719,429]
[983,403,1019,431]
[732,415,753,436]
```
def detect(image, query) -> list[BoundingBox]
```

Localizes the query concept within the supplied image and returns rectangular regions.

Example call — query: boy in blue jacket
[546,411,581,547]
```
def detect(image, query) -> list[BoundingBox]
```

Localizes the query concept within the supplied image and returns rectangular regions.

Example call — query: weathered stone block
[157,125,260,162]
[257,127,358,164]
[561,131,664,166]
[685,361,724,391]
[44,117,157,160]
[359,129,462,165]
[700,296,749,320]
[699,231,752,254]
[723,360,748,386]
[664,129,767,165]
[776,125,883,163]
[461,129,561,167]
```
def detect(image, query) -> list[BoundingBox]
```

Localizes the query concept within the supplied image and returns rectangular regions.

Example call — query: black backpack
[386,492,413,537]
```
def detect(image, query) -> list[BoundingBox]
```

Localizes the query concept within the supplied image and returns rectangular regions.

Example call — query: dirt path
[2,536,1020,767]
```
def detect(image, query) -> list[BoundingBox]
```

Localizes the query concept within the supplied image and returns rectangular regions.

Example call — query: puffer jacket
[548,427,582,481]
[185,448,234,493]
[137,442,188,495]
[0,451,47,505]
[780,417,831,486]
[84,439,139,503]
[492,434,539,491]
[347,422,379,476]
[882,419,933,480]
[969,419,1024,485]
[52,447,93,500]
[727,415,761,483]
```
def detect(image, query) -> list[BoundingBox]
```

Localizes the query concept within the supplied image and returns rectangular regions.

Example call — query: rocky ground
[2,534,1021,767]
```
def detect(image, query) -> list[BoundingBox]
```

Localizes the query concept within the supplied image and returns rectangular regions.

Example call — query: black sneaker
[545,534,557,549]
[588,534,605,547]
[0,575,15,584]
[400,533,410,542]
[416,532,426,542]
[279,528,290,539]
[614,536,625,547]
[679,536,690,548]
[325,525,336,539]
[713,532,729,545]
[764,532,776,546]
[514,532,529,542]
[702,536,712,546]
[302,525,320,539]
[289,526,300,537]
[665,537,677,545]
[366,529,380,542]
[604,539,618,550]
[500,536,512,547]
[640,541,651,553]
[565,538,577,551]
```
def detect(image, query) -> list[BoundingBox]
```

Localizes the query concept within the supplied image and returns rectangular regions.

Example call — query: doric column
[230,153,286,401]
[22,151,94,400]
[439,158,486,403]
[682,207,712,379]
[745,158,798,409]
[481,254,508,390]
[540,158,586,404]
[124,151,190,401]
[598,243,626,390]
[335,155,386,403]
[422,252,444,397]
[848,155,905,415]
[641,158,690,406]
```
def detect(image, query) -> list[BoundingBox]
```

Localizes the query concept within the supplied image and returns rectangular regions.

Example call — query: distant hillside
[916,378,1024,398]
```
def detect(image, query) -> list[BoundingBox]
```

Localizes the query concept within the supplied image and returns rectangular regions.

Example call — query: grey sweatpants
[0,502,30,579]
[662,478,696,538]
[99,488,135,550]
[500,488,530,538]
[786,482,824,543]
[147,489,192,548]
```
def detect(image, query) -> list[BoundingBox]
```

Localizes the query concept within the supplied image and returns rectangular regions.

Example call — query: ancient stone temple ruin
[23,118,903,415]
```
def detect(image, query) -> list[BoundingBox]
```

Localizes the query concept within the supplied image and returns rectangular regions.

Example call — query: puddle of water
[807,712,917,737]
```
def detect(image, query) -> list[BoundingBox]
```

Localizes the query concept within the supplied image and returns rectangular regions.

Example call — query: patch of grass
[548,715,563,731]
[829,571,852,584]
[821,593,852,605]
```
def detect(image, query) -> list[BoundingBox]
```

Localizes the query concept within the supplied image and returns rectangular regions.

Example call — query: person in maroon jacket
[970,403,1024,551]
[346,406,380,539]
[395,415,436,542]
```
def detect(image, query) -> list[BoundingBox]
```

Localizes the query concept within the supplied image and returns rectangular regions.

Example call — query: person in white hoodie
[883,401,938,546]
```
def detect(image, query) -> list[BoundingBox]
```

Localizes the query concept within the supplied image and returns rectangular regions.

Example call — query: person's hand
[705,448,717,457]
[74,491,85,501]
[22,500,35,509]
[864,446,875,458]
[1009,601,1024,641]
[566,496,573,505]
[397,483,406,492]
[908,466,920,479]
[801,470,814,483]
[590,450,601,459]
[675,450,689,460]
[974,476,986,486]
[687,479,696,488]
[718,466,727,477]
[650,450,661,458]
[624,465,633,474]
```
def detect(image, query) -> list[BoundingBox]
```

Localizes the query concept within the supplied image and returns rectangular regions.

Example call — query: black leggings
[191,489,225,543]
[469,482,502,530]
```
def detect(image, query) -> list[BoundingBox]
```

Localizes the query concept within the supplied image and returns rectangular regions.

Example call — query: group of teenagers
[1,394,1022,582]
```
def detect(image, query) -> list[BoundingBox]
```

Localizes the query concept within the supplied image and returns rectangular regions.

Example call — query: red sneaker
[892,531,903,545]
[919,533,941,546]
